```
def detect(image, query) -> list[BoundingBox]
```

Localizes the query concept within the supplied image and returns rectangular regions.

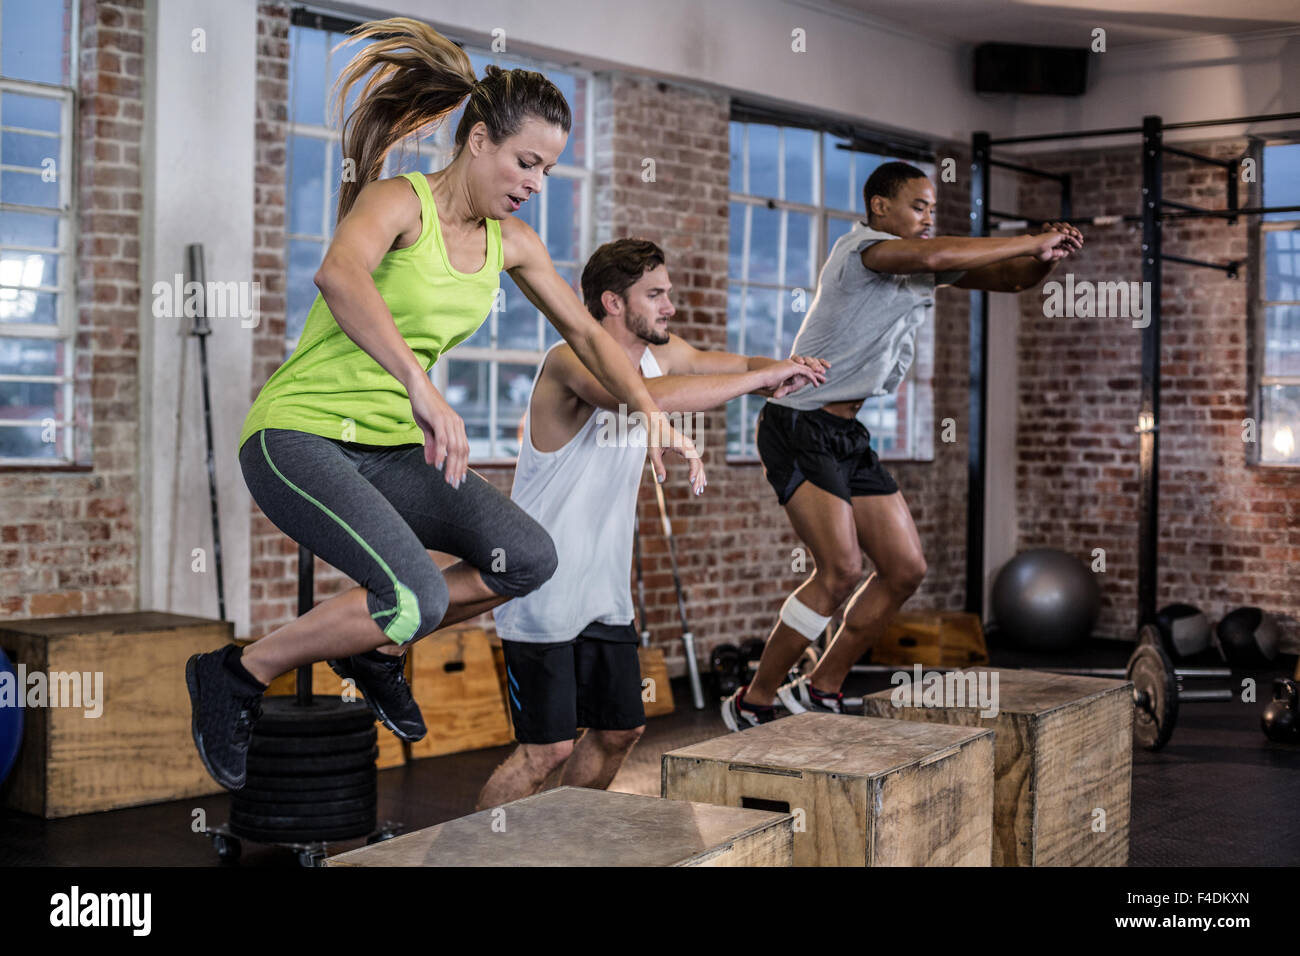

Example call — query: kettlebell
[1261,678,1300,743]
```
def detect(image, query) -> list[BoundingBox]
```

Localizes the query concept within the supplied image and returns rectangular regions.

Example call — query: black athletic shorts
[755,401,899,506]
[500,621,646,745]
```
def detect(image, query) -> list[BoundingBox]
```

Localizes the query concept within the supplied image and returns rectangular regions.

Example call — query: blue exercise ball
[0,646,22,785]
[992,548,1101,652]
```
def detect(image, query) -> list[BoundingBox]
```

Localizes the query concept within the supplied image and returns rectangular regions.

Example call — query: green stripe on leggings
[259,431,422,644]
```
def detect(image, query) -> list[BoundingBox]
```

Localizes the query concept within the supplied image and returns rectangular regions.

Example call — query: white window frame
[284,18,593,464]
[727,120,929,461]
[1256,140,1300,467]
[0,6,79,466]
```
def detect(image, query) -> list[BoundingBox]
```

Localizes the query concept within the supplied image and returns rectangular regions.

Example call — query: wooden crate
[258,656,405,770]
[326,786,793,866]
[0,612,232,818]
[862,667,1132,866]
[407,627,514,759]
[869,611,989,667]
[662,713,993,866]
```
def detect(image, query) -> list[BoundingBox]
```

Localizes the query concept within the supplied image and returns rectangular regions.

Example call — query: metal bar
[965,133,991,619]
[1138,115,1163,633]
[988,157,1068,182]
[1162,253,1239,277]
[1161,144,1234,169]
[989,125,1144,146]
[186,243,225,623]
[1226,159,1239,225]
[1163,111,1300,131]
[1162,198,1213,214]
[848,664,1230,678]
[1060,172,1072,221]
[1179,688,1234,702]
[990,204,1300,229]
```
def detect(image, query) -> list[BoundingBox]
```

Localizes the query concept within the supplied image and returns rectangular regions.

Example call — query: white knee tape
[780,594,831,642]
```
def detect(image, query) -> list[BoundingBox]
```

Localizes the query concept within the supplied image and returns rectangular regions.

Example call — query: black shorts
[756,401,899,506]
[500,621,646,745]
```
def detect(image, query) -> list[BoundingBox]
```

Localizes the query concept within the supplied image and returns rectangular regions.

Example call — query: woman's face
[467,116,567,220]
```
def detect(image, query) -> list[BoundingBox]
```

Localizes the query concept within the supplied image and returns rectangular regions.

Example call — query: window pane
[0,210,58,247]
[0,249,56,288]
[824,134,853,212]
[1,169,58,207]
[2,129,56,169]
[545,176,577,263]
[290,26,326,126]
[0,378,55,417]
[747,124,778,198]
[728,203,747,280]
[726,285,744,353]
[0,287,55,323]
[1,0,67,86]
[1264,305,1300,377]
[497,361,537,457]
[0,424,60,459]
[1260,384,1300,464]
[748,204,781,285]
[3,93,60,133]
[741,396,760,454]
[784,128,814,205]
[289,135,327,236]
[785,211,813,288]
[730,122,744,192]
[745,287,777,357]
[1264,144,1300,222]
[445,359,490,458]
[781,290,800,358]
[287,239,323,343]
[726,395,743,456]
[543,266,576,348]
[827,215,854,256]
[551,72,582,167]
[499,282,539,351]
[1265,230,1300,301]
[328,32,371,124]
[0,335,58,375]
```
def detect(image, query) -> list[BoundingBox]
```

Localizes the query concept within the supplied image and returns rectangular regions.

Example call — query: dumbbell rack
[202,545,404,866]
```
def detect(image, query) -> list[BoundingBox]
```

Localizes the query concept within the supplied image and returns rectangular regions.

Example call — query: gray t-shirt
[770,222,964,410]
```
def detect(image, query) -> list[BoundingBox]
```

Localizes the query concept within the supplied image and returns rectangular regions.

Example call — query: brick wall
[0,0,143,619]
[1014,138,1299,650]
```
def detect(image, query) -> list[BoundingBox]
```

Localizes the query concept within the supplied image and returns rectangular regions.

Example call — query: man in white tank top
[477,239,827,809]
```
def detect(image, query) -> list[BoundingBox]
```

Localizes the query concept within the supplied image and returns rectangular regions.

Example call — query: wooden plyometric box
[870,610,989,667]
[326,786,793,867]
[0,612,233,818]
[862,667,1132,866]
[662,713,994,866]
[408,627,513,759]
[260,657,406,770]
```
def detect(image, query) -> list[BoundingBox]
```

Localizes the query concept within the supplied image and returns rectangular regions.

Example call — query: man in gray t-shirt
[723,161,1084,731]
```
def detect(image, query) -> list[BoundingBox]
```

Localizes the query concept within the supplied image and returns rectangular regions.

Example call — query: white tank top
[492,344,664,643]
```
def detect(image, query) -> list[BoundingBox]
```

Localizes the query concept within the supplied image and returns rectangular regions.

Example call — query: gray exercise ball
[991,548,1101,652]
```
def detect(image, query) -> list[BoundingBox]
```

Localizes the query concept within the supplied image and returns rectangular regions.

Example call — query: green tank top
[238,171,503,451]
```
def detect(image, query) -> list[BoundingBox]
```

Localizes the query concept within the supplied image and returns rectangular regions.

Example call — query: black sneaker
[721,684,778,732]
[778,675,847,714]
[186,644,265,791]
[328,650,426,742]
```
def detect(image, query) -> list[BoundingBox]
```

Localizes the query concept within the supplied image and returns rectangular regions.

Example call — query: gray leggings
[239,428,557,645]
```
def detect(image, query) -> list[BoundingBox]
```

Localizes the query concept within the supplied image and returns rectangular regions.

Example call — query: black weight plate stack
[230,695,379,844]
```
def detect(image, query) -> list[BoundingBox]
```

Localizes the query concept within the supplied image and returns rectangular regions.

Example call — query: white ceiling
[813,0,1300,47]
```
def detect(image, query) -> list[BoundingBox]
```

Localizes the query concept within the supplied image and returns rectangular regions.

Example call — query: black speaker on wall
[973,43,1089,96]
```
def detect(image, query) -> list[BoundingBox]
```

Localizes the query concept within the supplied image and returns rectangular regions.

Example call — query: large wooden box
[407,627,513,759]
[662,713,993,866]
[0,612,232,818]
[870,610,989,667]
[326,785,793,866]
[260,657,406,770]
[863,667,1132,866]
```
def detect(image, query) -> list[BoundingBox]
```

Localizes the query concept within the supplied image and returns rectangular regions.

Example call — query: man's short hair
[581,238,666,319]
[863,161,929,217]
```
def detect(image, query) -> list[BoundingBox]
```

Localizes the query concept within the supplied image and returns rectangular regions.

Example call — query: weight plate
[254,696,377,737]
[236,782,376,804]
[227,821,376,844]
[1137,624,1162,649]
[249,727,377,756]
[1127,642,1178,751]
[231,808,376,831]
[232,795,376,818]
[241,768,376,793]
[246,745,378,776]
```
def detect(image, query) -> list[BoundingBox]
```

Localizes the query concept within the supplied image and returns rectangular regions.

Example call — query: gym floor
[3,640,1296,867]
